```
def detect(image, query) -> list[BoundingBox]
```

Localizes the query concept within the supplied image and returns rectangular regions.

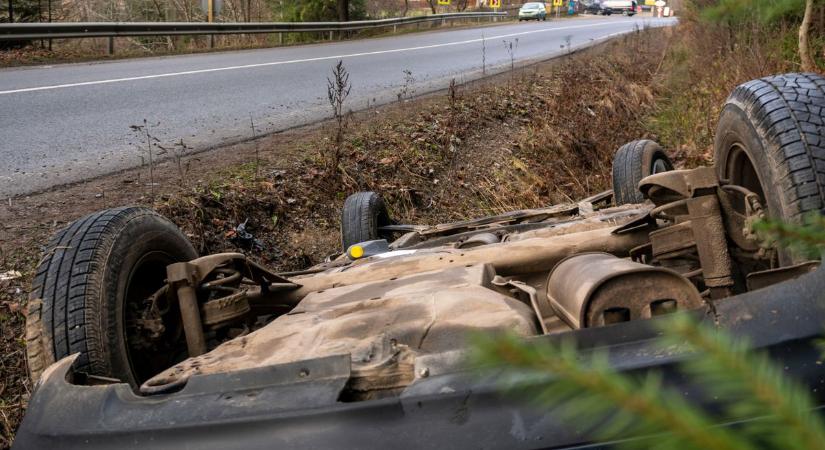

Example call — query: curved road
[0,16,676,197]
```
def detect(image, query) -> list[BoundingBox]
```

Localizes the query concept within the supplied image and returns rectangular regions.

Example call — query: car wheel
[341,191,392,250]
[612,139,674,205]
[26,207,197,386]
[714,73,825,264]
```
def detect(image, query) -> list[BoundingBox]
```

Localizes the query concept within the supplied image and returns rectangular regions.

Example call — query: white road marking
[0,20,664,96]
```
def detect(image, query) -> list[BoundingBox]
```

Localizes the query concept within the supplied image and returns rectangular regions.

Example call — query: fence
[0,12,509,53]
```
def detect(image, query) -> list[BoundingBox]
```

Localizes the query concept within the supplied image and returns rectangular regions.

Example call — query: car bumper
[14,267,825,449]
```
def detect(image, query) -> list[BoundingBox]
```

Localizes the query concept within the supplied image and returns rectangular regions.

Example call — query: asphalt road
[0,15,676,197]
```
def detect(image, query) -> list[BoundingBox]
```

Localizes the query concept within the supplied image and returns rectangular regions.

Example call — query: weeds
[129,119,159,201]
[481,32,487,75]
[397,69,416,102]
[503,38,519,71]
[326,60,352,177]
[172,138,191,186]
[249,114,260,180]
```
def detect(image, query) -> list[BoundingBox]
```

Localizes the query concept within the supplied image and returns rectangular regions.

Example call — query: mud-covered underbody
[126,166,818,399]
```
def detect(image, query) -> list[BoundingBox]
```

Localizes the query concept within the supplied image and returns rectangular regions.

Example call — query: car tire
[26,207,197,386]
[341,192,392,250]
[714,72,825,264]
[612,139,674,205]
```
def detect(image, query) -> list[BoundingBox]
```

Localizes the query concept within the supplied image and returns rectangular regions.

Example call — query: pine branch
[662,314,825,450]
[752,213,825,260]
[471,333,753,450]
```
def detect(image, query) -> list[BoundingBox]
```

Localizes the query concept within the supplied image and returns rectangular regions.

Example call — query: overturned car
[15,73,825,449]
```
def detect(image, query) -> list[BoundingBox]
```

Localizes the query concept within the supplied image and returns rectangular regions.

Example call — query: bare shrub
[326,60,352,177]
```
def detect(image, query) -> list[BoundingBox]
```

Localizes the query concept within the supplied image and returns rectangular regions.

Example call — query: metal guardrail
[0,12,507,41]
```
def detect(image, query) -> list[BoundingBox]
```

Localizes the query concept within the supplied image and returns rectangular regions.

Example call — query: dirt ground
[0,27,673,447]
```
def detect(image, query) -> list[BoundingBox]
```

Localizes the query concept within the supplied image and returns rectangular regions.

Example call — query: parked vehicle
[603,0,637,14]
[15,73,825,449]
[581,0,612,14]
[519,2,548,20]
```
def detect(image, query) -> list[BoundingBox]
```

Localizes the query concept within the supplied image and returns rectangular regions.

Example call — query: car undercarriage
[14,72,825,449]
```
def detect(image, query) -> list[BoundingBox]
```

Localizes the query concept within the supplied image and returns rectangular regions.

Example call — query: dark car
[582,0,613,15]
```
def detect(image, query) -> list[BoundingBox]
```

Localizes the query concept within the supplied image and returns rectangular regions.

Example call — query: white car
[518,2,548,21]
[602,0,637,14]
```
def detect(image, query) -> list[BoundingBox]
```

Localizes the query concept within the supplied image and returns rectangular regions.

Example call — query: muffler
[546,253,703,329]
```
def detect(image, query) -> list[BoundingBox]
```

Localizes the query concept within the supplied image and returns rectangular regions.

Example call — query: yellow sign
[489,0,501,7]
[437,0,450,4]
[644,0,655,4]
[552,0,563,6]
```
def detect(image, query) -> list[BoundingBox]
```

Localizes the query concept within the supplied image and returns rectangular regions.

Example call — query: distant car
[602,0,637,14]
[518,2,547,20]
[581,0,612,14]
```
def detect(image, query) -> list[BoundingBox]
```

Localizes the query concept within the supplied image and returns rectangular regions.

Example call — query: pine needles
[753,213,825,260]
[472,312,825,449]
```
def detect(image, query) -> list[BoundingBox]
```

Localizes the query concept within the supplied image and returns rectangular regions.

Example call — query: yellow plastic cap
[349,245,364,259]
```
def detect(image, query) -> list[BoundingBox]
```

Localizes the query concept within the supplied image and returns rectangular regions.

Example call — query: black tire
[341,192,391,250]
[612,139,674,205]
[714,73,825,264]
[26,207,197,387]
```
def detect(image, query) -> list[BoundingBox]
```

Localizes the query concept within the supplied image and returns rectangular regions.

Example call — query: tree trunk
[428,0,437,14]
[337,0,349,21]
[8,0,13,23]
[799,0,814,72]
[402,0,409,16]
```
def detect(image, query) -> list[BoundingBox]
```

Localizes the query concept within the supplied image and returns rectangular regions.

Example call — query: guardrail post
[107,36,114,55]
[209,34,215,48]
[278,32,283,45]
[393,24,397,33]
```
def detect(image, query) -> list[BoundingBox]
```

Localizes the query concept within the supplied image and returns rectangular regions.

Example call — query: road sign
[552,0,563,6]
[200,0,222,17]
[438,0,451,5]
[489,0,501,7]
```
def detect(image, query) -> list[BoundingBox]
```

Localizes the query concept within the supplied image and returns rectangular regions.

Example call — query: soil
[0,27,673,447]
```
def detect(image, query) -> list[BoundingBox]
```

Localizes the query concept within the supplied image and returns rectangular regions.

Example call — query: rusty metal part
[546,253,704,329]
[648,221,701,276]
[717,184,766,253]
[686,196,735,298]
[142,264,537,394]
[283,225,649,305]
[458,232,500,249]
[639,167,719,206]
[420,203,578,236]
[201,290,251,328]
[500,205,648,242]
[163,254,302,357]
[580,189,614,206]
[746,261,820,291]
[491,276,551,333]
[639,167,736,299]
[166,262,208,357]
